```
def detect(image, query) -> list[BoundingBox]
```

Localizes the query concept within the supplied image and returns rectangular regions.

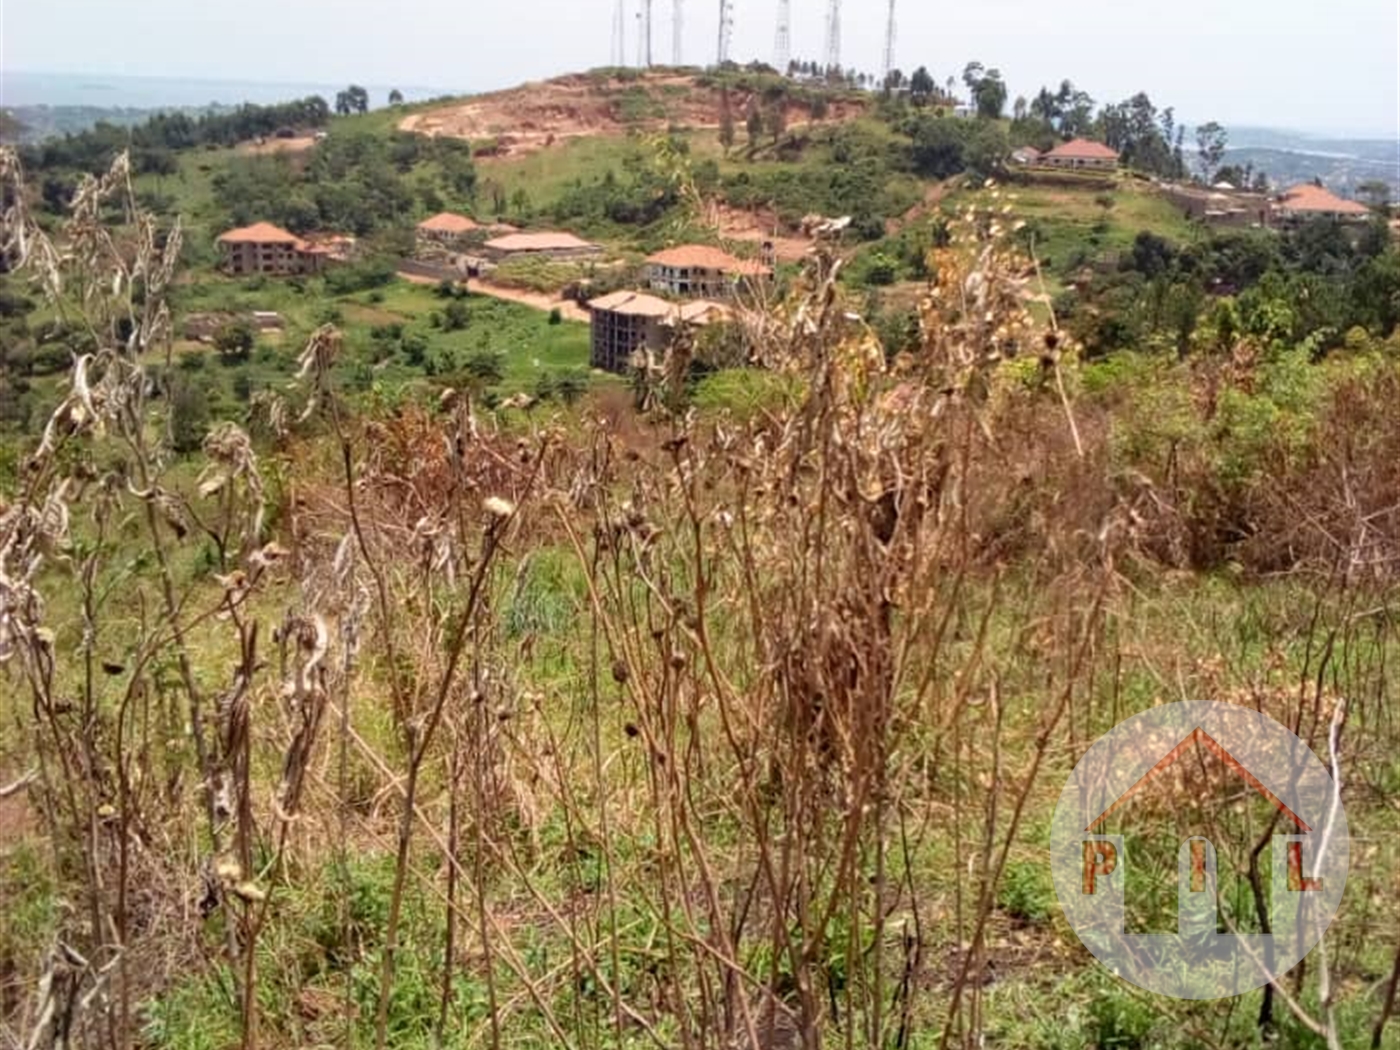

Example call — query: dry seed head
[483,496,515,520]
[215,857,242,882]
[232,882,266,903]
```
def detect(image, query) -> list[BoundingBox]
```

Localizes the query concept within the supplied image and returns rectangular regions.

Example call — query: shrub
[212,319,255,363]
[461,350,504,386]
[443,300,470,331]
[324,257,397,295]
[169,375,211,453]
[401,332,429,366]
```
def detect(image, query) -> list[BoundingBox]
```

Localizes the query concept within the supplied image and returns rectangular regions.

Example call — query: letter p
[1082,840,1117,895]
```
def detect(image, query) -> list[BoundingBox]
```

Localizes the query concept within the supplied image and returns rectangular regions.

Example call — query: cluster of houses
[409,212,770,372]
[214,210,771,375]
[214,153,1378,375]
[413,212,603,274]
[1159,179,1373,230]
[1003,138,1378,231]
[585,243,768,372]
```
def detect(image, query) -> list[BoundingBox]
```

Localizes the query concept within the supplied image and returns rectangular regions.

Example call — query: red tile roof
[218,222,303,245]
[588,290,674,318]
[646,244,771,276]
[1045,138,1119,161]
[1278,184,1369,216]
[484,231,599,252]
[418,212,480,233]
[588,291,732,325]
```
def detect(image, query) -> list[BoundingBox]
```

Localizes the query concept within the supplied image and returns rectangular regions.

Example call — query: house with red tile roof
[416,212,481,251]
[645,245,772,298]
[586,290,731,373]
[1041,138,1119,171]
[1274,184,1370,224]
[217,222,333,276]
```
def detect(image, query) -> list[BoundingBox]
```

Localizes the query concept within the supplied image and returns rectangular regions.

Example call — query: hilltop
[399,67,868,157]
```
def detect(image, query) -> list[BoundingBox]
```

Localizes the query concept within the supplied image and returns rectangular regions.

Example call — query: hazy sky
[4,0,1398,134]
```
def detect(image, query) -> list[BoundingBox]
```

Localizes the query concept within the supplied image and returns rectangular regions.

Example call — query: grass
[86,273,597,430]
[481,134,654,210]
[991,179,1201,281]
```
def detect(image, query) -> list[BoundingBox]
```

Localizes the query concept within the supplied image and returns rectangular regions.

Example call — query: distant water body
[2,70,466,111]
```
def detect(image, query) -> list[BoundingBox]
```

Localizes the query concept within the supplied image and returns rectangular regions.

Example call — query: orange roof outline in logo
[1084,726,1311,834]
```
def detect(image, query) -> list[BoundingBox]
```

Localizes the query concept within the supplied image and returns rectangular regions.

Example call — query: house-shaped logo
[1051,702,1349,1000]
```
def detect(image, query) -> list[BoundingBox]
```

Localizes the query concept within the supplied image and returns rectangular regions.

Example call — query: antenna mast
[823,0,841,75]
[774,0,792,73]
[611,0,626,65]
[716,0,734,64]
[673,0,683,64]
[642,0,653,66]
[881,0,897,83]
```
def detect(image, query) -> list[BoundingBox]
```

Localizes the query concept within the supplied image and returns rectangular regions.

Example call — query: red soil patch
[400,71,866,160]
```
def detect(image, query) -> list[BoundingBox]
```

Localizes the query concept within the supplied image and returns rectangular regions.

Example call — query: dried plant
[0,146,1396,1050]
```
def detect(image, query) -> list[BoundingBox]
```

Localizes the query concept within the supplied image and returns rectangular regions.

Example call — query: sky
[3,0,1399,136]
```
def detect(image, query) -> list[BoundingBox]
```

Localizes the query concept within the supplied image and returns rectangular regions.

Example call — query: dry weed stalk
[1,144,1396,1050]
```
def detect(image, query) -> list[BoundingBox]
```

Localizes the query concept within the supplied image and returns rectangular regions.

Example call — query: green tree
[964,121,1009,177]
[972,70,1007,120]
[745,104,763,150]
[718,89,737,155]
[908,116,968,179]
[909,66,935,106]
[1194,121,1228,182]
[212,319,255,363]
[336,85,370,115]
[765,99,788,143]
[169,375,211,454]
[962,62,985,97]
[388,88,405,105]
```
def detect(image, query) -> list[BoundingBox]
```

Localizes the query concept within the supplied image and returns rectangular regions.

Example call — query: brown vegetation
[2,149,1398,1050]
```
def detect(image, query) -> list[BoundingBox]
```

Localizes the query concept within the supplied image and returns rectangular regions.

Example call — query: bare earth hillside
[399,70,867,157]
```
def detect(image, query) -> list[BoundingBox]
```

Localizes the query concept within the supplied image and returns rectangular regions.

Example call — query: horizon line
[3,66,1394,140]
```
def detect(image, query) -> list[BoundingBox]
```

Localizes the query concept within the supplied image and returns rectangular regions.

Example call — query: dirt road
[396,270,590,323]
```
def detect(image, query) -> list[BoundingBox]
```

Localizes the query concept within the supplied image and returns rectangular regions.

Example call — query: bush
[212,320,255,363]
[853,251,899,287]
[401,332,429,367]
[461,350,504,386]
[998,860,1054,925]
[443,300,470,331]
[324,257,397,296]
[169,375,211,453]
